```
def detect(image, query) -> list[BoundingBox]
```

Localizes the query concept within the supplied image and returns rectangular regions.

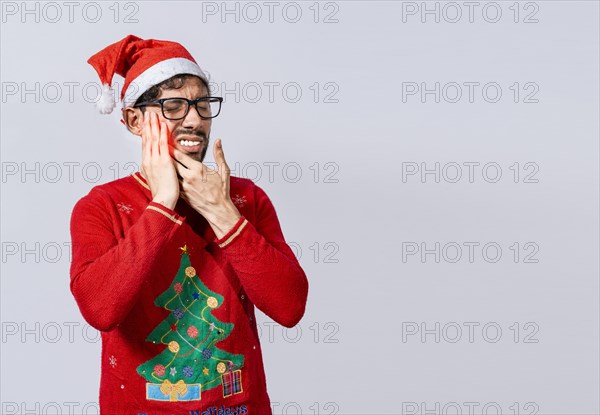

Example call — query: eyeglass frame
[133,96,224,120]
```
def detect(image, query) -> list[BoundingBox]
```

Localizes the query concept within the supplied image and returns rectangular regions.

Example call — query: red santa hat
[87,34,209,114]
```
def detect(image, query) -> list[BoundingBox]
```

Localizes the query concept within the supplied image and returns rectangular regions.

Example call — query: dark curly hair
[134,74,210,111]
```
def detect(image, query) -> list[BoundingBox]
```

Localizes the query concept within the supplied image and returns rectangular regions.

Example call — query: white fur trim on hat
[122,57,208,108]
[96,83,117,114]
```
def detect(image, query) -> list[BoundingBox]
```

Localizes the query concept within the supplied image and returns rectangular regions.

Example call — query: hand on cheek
[140,111,180,209]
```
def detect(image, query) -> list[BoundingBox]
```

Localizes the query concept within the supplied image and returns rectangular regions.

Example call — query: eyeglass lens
[162,98,220,120]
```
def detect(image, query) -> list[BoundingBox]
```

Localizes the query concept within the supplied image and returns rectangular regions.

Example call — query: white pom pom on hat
[87,34,209,115]
[96,84,116,114]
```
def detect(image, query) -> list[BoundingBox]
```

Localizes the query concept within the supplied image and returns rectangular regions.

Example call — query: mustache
[174,130,207,140]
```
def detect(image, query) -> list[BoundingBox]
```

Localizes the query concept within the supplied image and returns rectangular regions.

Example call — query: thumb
[214,138,230,182]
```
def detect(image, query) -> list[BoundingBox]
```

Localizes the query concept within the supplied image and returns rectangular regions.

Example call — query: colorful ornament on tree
[207,297,218,308]
[217,362,226,374]
[154,364,166,377]
[182,366,194,378]
[168,341,180,353]
[187,326,199,338]
[174,308,185,319]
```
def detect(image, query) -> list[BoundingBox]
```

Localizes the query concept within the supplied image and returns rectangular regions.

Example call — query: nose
[181,103,208,129]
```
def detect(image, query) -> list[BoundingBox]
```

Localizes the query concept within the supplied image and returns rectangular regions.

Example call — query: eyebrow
[161,95,211,100]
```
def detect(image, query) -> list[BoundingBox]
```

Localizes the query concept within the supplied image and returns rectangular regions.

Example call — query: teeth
[180,140,201,147]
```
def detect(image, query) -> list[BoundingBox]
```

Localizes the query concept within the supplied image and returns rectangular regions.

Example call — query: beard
[173,128,209,163]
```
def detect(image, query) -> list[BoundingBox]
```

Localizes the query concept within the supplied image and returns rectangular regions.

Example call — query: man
[69,34,309,415]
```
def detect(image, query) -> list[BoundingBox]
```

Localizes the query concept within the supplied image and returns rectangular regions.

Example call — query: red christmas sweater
[69,171,309,415]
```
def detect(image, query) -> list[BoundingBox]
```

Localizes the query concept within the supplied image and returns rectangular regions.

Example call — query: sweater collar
[131,171,151,192]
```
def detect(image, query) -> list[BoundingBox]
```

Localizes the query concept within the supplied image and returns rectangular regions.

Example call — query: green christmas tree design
[137,245,244,402]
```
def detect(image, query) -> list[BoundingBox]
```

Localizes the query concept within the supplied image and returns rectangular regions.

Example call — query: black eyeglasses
[134,96,223,120]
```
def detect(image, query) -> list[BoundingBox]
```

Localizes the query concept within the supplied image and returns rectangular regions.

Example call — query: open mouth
[179,139,202,147]
[177,137,204,152]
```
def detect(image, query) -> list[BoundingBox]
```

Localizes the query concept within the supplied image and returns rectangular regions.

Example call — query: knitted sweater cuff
[146,201,186,225]
[214,216,249,248]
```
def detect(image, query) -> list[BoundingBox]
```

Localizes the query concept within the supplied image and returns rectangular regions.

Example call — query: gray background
[1,1,599,414]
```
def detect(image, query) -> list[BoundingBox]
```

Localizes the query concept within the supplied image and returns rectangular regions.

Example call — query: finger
[143,111,153,157]
[172,148,201,170]
[174,162,184,181]
[159,120,169,157]
[150,112,160,157]
[167,141,175,157]
[141,112,149,160]
[174,158,192,179]
[214,138,230,182]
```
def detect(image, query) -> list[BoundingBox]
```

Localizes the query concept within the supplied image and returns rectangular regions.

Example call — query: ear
[122,107,144,136]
